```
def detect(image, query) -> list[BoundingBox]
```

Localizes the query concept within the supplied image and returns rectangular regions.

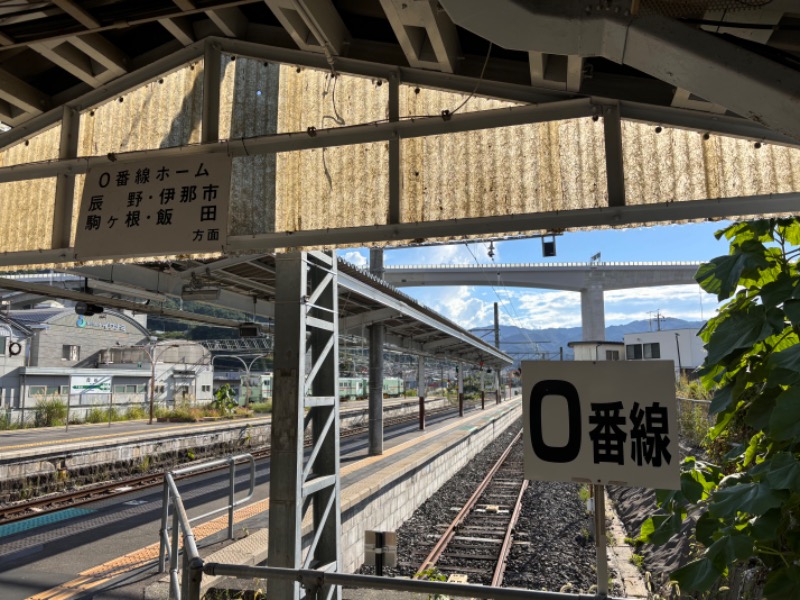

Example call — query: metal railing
[157,457,634,600]
[158,453,256,599]
[385,261,702,269]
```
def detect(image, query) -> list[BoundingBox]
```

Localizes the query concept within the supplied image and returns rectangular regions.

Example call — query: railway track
[413,429,526,586]
[0,404,462,524]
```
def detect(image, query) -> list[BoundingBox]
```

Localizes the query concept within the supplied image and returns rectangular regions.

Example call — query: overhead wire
[462,241,540,359]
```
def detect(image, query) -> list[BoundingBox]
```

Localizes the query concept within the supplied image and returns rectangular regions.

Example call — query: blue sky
[338,221,733,331]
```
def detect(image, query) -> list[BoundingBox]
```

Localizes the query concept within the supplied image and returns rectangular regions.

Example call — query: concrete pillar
[580,284,606,341]
[368,248,385,455]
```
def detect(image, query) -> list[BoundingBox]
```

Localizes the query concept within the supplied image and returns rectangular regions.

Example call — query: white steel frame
[268,251,341,600]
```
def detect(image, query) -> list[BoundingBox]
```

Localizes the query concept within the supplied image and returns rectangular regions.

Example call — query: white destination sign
[70,375,112,395]
[75,154,232,259]
[522,361,679,490]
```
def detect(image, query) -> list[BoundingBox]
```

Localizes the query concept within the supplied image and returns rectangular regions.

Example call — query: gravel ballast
[359,418,624,595]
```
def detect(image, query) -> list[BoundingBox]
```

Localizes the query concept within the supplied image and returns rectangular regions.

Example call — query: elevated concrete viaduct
[384,262,701,341]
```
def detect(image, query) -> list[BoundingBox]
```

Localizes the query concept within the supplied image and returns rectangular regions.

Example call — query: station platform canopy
[0,0,796,271]
[0,254,512,369]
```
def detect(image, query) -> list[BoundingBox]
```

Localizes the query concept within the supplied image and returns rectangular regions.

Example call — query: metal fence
[159,453,256,596]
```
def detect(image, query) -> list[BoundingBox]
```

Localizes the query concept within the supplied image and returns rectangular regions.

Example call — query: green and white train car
[241,373,404,402]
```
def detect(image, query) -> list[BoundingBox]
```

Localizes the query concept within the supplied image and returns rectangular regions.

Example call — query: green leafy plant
[640,219,800,598]
[211,384,238,415]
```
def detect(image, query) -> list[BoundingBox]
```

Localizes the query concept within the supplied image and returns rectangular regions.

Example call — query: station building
[568,327,705,379]
[623,328,706,379]
[0,305,213,423]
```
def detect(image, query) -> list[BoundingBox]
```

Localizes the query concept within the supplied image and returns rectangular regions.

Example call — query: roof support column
[268,251,342,600]
[51,105,80,248]
[388,73,401,225]
[580,284,605,341]
[368,247,385,455]
[417,355,426,430]
[602,102,625,208]
[202,40,221,144]
[457,362,464,417]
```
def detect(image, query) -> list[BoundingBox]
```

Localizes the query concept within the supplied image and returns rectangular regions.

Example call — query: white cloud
[340,250,367,268]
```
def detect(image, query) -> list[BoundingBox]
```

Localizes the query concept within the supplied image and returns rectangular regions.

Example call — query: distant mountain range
[473,318,705,362]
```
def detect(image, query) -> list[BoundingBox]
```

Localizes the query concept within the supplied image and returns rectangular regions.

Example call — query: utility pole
[493,302,500,349]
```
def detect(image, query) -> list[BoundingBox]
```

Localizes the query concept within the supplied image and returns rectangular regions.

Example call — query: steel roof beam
[379,0,459,73]
[440,0,800,142]
[0,40,204,151]
[0,98,595,182]
[67,263,276,318]
[339,308,403,332]
[0,68,50,117]
[159,16,196,46]
[0,277,243,328]
[263,0,348,55]
[338,272,510,365]
[207,7,248,37]
[52,0,101,30]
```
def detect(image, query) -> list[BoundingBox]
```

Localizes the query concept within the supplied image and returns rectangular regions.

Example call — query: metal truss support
[268,251,341,600]
[368,248,385,456]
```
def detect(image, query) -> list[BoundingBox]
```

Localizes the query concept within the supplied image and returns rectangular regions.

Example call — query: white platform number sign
[70,375,112,395]
[75,154,232,259]
[522,361,679,490]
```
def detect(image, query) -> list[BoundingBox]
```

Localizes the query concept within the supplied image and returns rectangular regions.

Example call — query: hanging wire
[464,241,541,357]
[449,42,493,116]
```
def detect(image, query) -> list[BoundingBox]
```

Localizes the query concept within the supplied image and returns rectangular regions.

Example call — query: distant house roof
[7,308,65,326]
[6,308,150,335]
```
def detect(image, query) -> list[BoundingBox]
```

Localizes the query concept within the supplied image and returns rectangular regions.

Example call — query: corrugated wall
[0,55,800,262]
[0,126,61,252]
[275,66,389,234]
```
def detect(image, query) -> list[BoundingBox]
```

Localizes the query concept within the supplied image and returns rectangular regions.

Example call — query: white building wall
[570,342,625,361]
[623,328,706,377]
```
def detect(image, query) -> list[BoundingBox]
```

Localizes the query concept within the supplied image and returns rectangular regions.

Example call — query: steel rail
[492,478,529,587]
[415,428,523,577]
[0,403,460,523]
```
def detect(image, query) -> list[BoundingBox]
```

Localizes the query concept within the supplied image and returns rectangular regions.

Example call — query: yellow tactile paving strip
[26,402,518,600]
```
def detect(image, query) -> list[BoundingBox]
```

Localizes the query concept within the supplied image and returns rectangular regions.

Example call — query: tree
[641,219,800,598]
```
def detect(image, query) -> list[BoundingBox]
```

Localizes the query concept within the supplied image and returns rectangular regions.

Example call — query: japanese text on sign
[522,361,679,490]
[70,375,112,395]
[75,155,232,259]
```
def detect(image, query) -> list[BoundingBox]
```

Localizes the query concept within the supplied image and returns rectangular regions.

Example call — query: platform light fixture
[542,235,557,257]
[239,322,261,338]
[75,301,104,316]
